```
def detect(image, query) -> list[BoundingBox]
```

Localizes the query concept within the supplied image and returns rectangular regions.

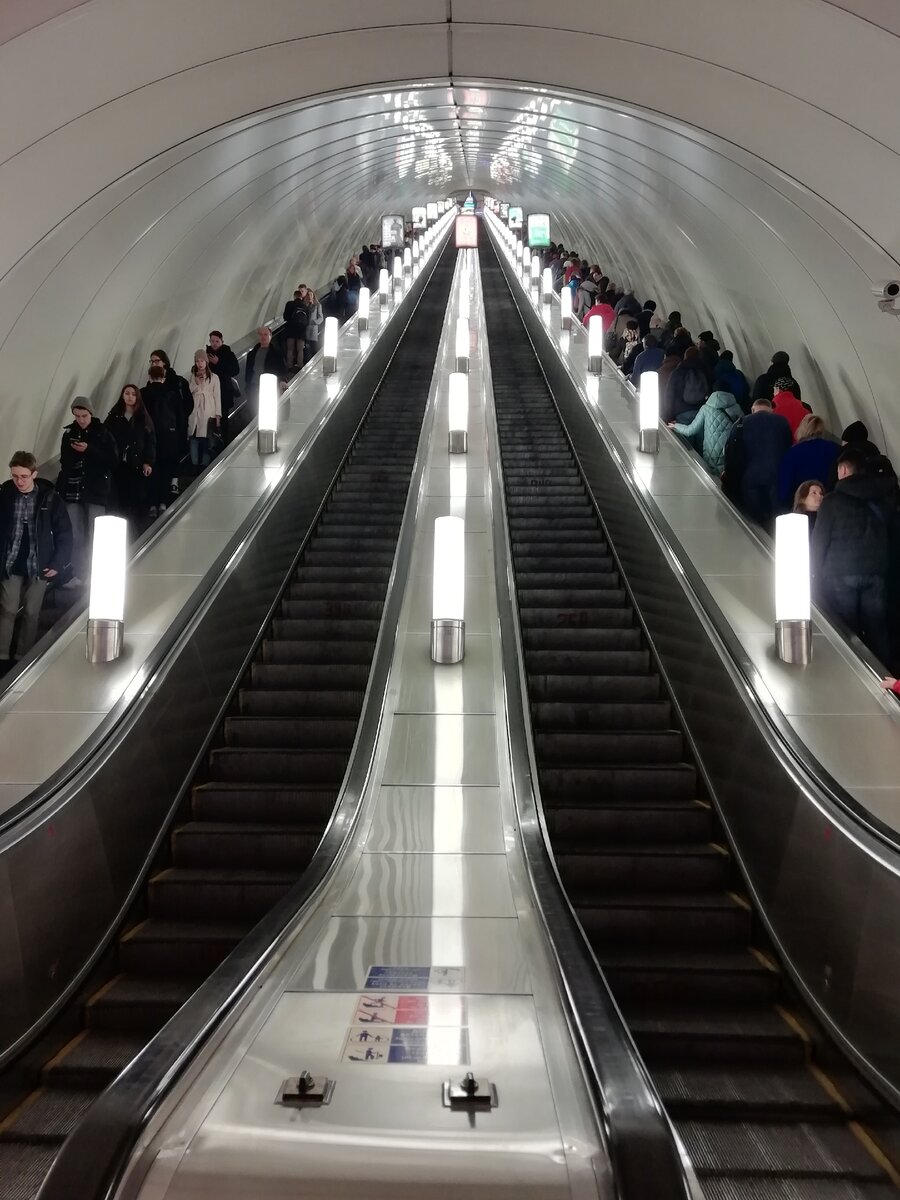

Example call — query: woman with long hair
[793,479,826,530]
[188,350,221,471]
[302,286,324,365]
[105,383,156,526]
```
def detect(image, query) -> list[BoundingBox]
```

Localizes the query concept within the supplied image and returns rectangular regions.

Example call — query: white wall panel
[1,1,899,464]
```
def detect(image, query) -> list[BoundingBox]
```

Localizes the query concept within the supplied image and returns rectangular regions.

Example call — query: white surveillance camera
[872,281,900,300]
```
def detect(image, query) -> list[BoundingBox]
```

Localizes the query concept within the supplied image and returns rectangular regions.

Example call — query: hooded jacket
[672,390,744,474]
[583,301,616,330]
[811,470,898,583]
[0,478,72,580]
[714,359,751,413]
[772,390,810,439]
[630,345,665,385]
[664,360,709,423]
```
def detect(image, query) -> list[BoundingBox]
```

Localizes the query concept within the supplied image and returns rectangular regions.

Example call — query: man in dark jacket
[630,335,665,386]
[752,351,802,403]
[142,351,192,514]
[56,398,117,580]
[0,451,72,665]
[245,326,289,401]
[714,351,751,413]
[696,331,720,387]
[664,346,709,424]
[206,331,240,438]
[726,398,792,527]
[811,448,897,664]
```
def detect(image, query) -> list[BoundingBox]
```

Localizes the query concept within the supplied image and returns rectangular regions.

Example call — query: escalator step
[0,1088,98,1144]
[698,1179,898,1199]
[171,822,321,869]
[279,599,384,621]
[85,976,195,1033]
[656,1066,842,1118]
[209,747,348,784]
[270,619,382,642]
[596,947,780,1004]
[547,799,713,844]
[577,889,750,945]
[539,763,697,802]
[557,844,728,892]
[534,729,684,763]
[249,663,372,690]
[0,1145,59,1199]
[224,717,358,748]
[192,783,338,824]
[625,1005,806,1065]
[149,868,297,920]
[515,572,620,590]
[118,920,251,978]
[237,689,363,718]
[519,589,628,609]
[42,1032,146,1089]
[677,1118,887,1180]
[526,649,650,675]
[259,640,375,665]
[519,607,632,630]
[531,699,671,729]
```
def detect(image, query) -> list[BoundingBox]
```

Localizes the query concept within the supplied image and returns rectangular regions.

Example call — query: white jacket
[188,372,221,438]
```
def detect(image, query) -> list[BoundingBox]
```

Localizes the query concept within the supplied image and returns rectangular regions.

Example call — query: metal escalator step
[597,946,779,1003]
[209,747,348,785]
[540,762,697,802]
[237,689,363,719]
[519,607,633,630]
[526,648,649,674]
[279,599,384,621]
[516,572,620,590]
[149,867,297,920]
[224,716,358,748]
[625,1004,805,1065]
[270,619,382,642]
[118,920,251,978]
[170,822,321,869]
[529,674,661,702]
[191,782,337,824]
[524,626,642,651]
[547,799,712,844]
[0,1087,98,1143]
[249,663,371,691]
[0,1144,59,1200]
[577,889,750,946]
[534,729,684,763]
[677,1118,887,1180]
[557,843,728,893]
[532,699,671,730]
[85,976,195,1032]
[519,589,628,610]
[698,1178,898,1199]
[259,640,375,666]
[656,1066,842,1118]
[515,555,615,574]
[42,1032,146,1089]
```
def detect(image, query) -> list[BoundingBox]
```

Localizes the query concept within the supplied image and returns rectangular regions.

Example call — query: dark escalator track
[480,246,900,1200]
[0,250,454,1200]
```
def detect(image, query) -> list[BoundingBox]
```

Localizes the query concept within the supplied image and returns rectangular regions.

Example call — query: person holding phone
[56,398,117,582]
[0,451,72,668]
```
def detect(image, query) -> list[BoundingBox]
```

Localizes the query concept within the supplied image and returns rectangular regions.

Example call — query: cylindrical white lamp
[392,255,403,292]
[560,285,573,331]
[258,372,279,454]
[775,514,812,665]
[357,286,370,332]
[455,317,470,374]
[378,267,391,307]
[413,239,421,265]
[639,371,660,453]
[530,254,541,288]
[588,314,604,374]
[431,515,465,664]
[542,267,553,302]
[323,316,338,376]
[403,246,412,276]
[448,372,469,454]
[459,288,470,322]
[516,241,524,263]
[87,515,127,663]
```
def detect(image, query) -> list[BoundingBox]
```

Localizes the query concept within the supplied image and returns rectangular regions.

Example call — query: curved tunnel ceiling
[2,1,900,464]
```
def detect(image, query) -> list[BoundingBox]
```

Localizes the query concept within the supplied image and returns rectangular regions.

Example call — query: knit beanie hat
[841,420,869,443]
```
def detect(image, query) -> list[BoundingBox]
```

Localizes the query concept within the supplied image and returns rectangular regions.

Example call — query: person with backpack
[663,346,708,424]
[724,398,792,527]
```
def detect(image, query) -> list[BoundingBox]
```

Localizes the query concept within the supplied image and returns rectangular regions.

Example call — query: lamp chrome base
[562,316,572,332]
[588,355,603,375]
[258,428,278,455]
[448,430,468,455]
[358,316,368,332]
[776,618,812,665]
[87,618,124,664]
[639,428,659,454]
[323,355,337,376]
[431,618,465,665]
[456,357,469,375]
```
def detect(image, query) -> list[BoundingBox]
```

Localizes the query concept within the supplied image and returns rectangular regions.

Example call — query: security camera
[872,281,900,300]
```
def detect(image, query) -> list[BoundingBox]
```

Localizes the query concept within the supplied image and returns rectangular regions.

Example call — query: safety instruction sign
[352,993,468,1026]
[364,965,465,991]
[341,1025,470,1065]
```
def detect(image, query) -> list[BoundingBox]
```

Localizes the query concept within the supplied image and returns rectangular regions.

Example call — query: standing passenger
[142,352,191,515]
[57,399,117,581]
[727,399,792,528]
[105,384,155,528]
[188,351,222,471]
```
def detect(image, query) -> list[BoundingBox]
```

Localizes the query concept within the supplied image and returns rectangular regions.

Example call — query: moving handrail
[0,236,451,1076]
[488,232,900,1110]
[35,240,453,1200]
[481,295,697,1200]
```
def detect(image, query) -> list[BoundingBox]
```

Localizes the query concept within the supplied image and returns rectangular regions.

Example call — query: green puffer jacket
[672,390,744,474]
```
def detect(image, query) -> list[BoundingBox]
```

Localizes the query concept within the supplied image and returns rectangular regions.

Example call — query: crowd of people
[545,246,900,672]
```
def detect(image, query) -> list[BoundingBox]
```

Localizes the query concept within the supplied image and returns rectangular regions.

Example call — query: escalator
[480,245,900,1200]
[0,249,454,1200]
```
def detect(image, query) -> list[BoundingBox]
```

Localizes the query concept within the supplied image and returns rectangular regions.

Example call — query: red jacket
[772,391,809,439]
[583,302,616,329]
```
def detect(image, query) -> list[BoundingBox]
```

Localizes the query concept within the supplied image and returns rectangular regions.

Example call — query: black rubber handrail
[479,242,697,1200]
[35,239,454,1200]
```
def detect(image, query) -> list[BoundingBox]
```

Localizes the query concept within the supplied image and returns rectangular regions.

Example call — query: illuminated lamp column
[775,514,813,665]
[86,516,127,663]
[638,371,660,453]
[431,516,465,664]
[257,372,279,454]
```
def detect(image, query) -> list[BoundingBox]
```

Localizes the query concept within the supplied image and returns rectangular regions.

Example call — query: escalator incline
[480,244,899,1200]
[0,250,455,1200]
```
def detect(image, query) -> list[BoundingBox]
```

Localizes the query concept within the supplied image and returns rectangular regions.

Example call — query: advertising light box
[499,201,509,219]
[508,206,523,230]
[381,214,405,249]
[426,202,439,222]
[527,213,551,248]
[411,206,427,230]
[454,215,479,248]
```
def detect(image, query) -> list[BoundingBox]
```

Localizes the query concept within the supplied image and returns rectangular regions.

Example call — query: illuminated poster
[381,214,405,249]
[499,201,509,219]
[411,206,427,230]
[527,213,551,248]
[426,202,439,222]
[508,206,523,230]
[455,215,478,248]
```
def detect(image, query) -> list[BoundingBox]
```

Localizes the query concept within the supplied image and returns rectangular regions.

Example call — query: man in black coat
[142,351,192,513]
[811,448,897,664]
[56,398,117,580]
[0,451,72,665]
[752,351,802,403]
[245,326,289,405]
[206,330,240,438]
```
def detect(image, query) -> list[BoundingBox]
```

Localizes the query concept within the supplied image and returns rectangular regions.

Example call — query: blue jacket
[778,437,840,505]
[714,361,751,412]
[733,410,792,487]
[673,390,744,474]
[630,345,665,385]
